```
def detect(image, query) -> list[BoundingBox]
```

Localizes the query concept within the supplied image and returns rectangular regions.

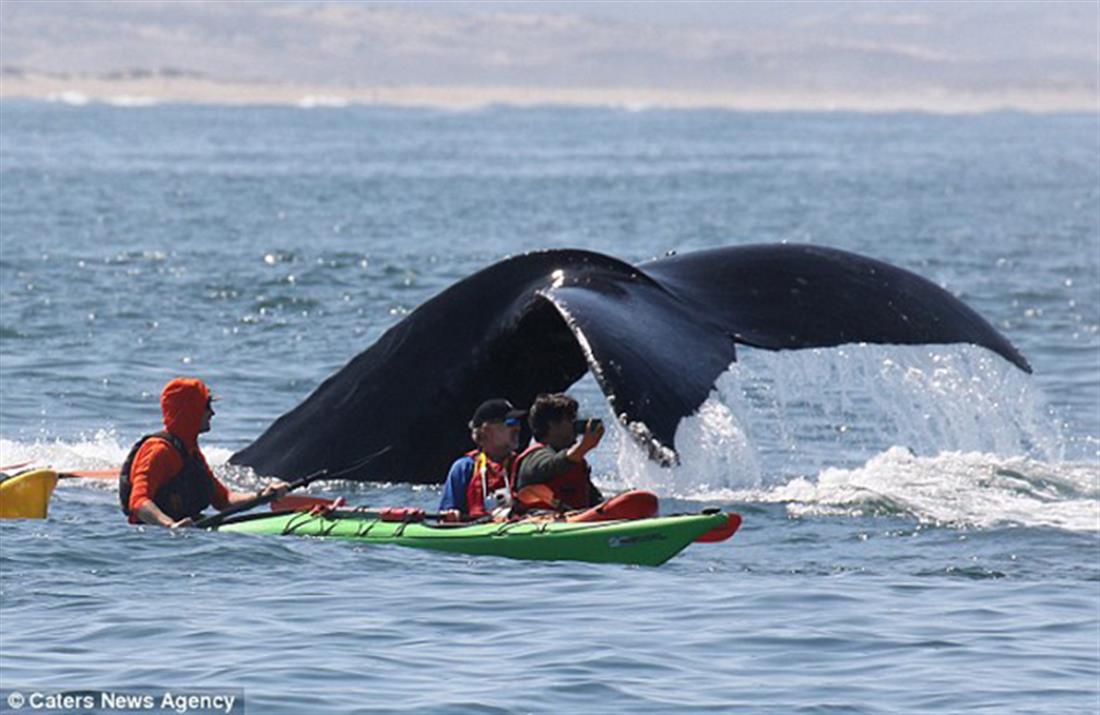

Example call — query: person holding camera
[512,393,604,510]
[438,399,526,519]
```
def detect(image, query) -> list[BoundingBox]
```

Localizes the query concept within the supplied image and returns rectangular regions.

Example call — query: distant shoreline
[1,72,1095,114]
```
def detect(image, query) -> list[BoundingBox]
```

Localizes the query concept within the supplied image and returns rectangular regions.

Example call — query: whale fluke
[230,245,1029,483]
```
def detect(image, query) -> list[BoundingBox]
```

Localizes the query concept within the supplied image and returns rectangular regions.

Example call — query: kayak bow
[0,469,59,519]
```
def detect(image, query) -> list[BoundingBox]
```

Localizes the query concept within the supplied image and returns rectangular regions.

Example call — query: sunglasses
[476,417,522,428]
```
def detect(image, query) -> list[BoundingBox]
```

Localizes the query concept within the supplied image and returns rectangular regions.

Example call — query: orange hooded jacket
[126,377,230,523]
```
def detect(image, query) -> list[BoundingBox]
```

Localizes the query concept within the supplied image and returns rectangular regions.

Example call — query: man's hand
[578,419,605,452]
[568,419,605,462]
[137,501,189,528]
[169,516,194,529]
[258,480,290,500]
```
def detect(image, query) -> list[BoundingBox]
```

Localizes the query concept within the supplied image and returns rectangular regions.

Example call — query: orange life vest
[511,442,593,510]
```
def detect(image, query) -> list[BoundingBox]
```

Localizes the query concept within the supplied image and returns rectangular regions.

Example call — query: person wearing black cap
[438,399,526,519]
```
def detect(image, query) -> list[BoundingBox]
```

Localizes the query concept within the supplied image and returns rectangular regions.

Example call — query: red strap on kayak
[307,497,346,516]
[378,507,426,522]
[271,494,338,513]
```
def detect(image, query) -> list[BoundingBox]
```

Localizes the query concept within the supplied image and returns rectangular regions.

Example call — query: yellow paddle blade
[0,469,59,519]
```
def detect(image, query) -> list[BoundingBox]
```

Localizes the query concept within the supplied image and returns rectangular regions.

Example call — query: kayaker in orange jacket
[119,377,287,528]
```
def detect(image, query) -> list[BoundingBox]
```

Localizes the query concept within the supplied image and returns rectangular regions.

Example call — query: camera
[572,418,603,434]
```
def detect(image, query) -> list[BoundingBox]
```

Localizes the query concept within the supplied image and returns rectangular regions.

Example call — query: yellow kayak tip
[0,469,59,519]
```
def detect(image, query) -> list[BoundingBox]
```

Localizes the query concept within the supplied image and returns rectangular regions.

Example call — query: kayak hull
[217,511,734,566]
[0,469,59,519]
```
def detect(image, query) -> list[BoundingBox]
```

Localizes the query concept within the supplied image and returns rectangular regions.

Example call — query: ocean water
[1,102,1097,714]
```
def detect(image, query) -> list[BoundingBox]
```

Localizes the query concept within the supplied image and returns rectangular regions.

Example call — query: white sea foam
[39,92,158,108]
[603,417,1098,532]
[606,397,762,496]
[722,448,1099,532]
[602,345,1063,483]
[297,95,350,109]
[106,94,159,107]
[46,91,90,106]
[597,344,1097,531]
[0,434,235,478]
[1,432,127,472]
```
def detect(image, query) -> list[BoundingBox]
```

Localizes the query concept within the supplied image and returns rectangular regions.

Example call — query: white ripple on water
[0,434,235,477]
[715,447,1100,532]
[0,432,122,465]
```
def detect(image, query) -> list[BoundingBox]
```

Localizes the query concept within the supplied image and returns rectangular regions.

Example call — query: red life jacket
[464,449,511,518]
[511,442,593,510]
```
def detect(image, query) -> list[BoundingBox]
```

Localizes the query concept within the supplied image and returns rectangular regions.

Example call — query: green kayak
[216,510,738,566]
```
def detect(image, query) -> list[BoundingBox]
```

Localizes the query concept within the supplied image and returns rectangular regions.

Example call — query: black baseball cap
[470,399,527,427]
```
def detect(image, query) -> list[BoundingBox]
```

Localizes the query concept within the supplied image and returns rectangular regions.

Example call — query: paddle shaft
[59,470,118,480]
[194,445,393,529]
[192,468,329,529]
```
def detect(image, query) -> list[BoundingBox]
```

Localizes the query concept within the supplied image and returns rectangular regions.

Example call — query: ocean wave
[106,95,159,107]
[0,434,235,481]
[39,92,159,108]
[297,95,350,109]
[45,91,89,106]
[710,447,1099,532]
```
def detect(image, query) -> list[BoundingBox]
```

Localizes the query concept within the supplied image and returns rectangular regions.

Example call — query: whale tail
[231,244,1029,483]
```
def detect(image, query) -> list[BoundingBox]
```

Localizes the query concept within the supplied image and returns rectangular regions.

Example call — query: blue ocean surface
[1,102,1097,714]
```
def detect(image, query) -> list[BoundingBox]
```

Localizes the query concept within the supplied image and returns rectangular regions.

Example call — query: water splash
[1,432,128,473]
[600,344,1061,488]
[723,344,1059,471]
[0,433,235,481]
[606,398,762,496]
[598,344,1097,530]
[722,447,1099,532]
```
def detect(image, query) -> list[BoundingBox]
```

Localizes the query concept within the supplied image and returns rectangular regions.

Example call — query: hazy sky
[1,1,1096,97]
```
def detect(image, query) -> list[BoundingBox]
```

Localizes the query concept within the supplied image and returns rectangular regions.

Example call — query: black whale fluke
[230,245,1030,484]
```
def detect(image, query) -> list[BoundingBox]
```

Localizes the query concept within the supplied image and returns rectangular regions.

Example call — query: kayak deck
[217,511,735,566]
